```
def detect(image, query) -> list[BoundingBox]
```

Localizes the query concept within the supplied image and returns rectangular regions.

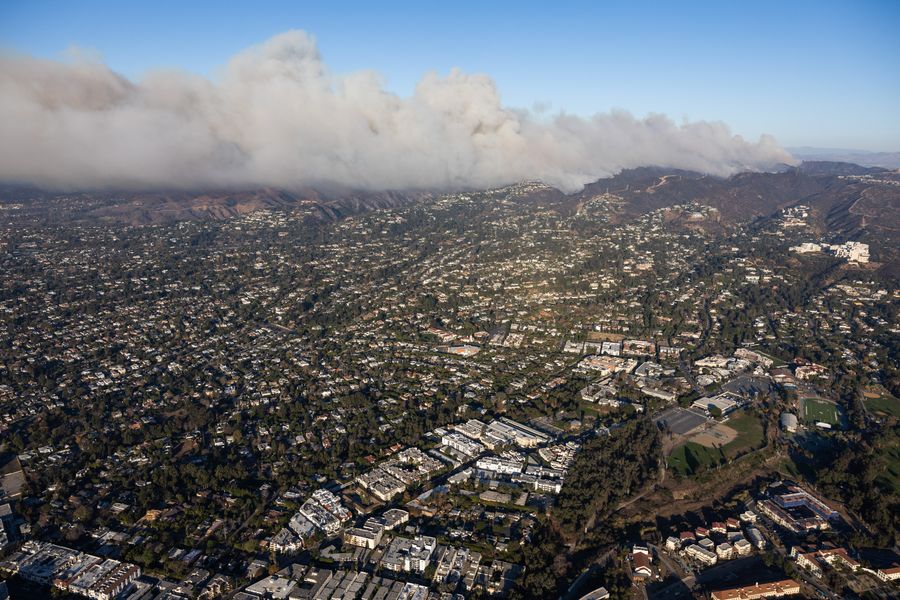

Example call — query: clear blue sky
[2,0,898,151]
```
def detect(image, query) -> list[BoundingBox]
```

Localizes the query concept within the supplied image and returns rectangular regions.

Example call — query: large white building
[828,241,869,263]
[485,417,551,448]
[789,242,822,254]
[476,455,524,475]
[791,240,870,263]
[441,432,485,457]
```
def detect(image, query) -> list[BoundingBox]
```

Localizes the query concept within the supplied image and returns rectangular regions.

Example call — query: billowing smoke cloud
[0,31,795,192]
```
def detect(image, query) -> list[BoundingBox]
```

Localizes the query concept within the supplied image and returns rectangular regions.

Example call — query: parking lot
[654,407,709,435]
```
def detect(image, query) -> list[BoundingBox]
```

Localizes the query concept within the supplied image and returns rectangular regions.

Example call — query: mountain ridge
[2,161,897,269]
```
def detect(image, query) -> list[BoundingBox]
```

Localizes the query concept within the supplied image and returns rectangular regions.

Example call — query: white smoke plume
[0,30,795,192]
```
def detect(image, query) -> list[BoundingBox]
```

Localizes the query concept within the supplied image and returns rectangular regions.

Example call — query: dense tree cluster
[510,419,661,599]
[815,424,900,546]
[553,418,661,540]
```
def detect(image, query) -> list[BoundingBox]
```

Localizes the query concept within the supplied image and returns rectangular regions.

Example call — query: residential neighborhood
[0,179,897,600]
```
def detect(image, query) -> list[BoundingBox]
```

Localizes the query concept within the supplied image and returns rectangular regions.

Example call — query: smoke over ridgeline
[0,31,794,192]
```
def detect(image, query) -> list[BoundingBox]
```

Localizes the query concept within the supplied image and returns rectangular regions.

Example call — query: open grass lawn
[668,410,765,477]
[668,442,725,477]
[865,395,900,419]
[721,411,765,459]
[879,443,900,494]
[580,400,608,414]
[803,397,840,425]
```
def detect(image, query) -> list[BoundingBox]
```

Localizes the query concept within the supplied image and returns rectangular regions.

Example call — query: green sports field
[721,411,765,458]
[803,397,840,426]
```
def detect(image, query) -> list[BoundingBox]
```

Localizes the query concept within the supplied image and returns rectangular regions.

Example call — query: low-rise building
[746,527,766,550]
[716,543,733,560]
[780,413,798,433]
[579,587,610,600]
[269,528,303,554]
[684,544,717,566]
[344,518,385,550]
[433,546,481,589]
[733,539,753,556]
[631,546,652,580]
[243,576,296,600]
[441,432,485,458]
[794,547,859,578]
[381,536,436,574]
[476,455,524,475]
[710,578,801,600]
[7,542,141,600]
[381,508,409,530]
[875,564,900,582]
[357,468,406,502]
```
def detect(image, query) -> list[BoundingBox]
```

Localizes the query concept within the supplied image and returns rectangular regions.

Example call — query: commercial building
[692,393,741,416]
